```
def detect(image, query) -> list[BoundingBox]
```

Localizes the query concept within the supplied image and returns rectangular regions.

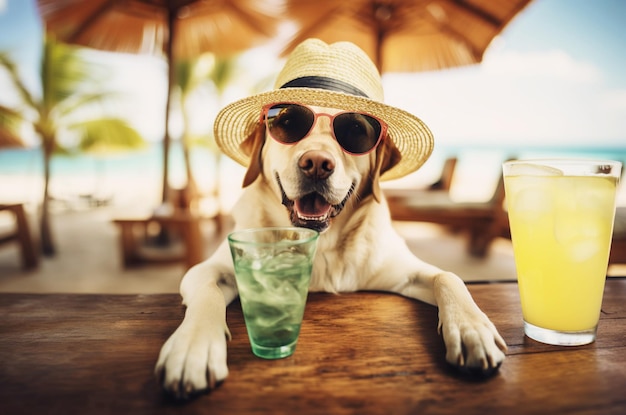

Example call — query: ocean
[2,141,625,176]
[1,142,625,207]
[0,142,236,210]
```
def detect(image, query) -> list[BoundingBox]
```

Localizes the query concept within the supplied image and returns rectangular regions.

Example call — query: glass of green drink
[228,227,319,359]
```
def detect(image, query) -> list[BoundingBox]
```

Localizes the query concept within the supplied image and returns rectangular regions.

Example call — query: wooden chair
[112,186,209,270]
[609,206,626,264]
[384,167,509,257]
[112,212,204,270]
[427,157,458,191]
[0,203,39,269]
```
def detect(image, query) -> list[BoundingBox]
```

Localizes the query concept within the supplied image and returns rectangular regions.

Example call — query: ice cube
[263,250,310,275]
[512,186,553,215]
[278,279,304,305]
[249,302,291,328]
[509,163,563,176]
[575,184,615,217]
[554,216,600,244]
[261,252,292,274]
[569,239,601,262]
[554,217,577,243]
[251,258,264,270]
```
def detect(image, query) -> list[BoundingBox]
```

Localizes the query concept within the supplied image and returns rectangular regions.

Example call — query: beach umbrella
[282,0,533,73]
[37,0,284,206]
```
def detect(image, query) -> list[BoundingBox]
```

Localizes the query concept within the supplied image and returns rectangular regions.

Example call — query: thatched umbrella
[283,0,533,73]
[37,0,284,206]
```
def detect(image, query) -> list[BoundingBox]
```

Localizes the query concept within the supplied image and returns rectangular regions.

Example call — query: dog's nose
[298,150,335,180]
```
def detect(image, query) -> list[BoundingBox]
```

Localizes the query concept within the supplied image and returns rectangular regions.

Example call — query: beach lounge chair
[609,206,626,264]
[384,163,509,257]
[0,203,39,269]
[426,157,458,191]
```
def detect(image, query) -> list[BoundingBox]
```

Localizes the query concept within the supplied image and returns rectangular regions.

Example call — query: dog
[155,40,507,399]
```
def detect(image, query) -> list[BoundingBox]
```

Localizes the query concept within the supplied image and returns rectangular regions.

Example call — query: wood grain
[1,280,625,414]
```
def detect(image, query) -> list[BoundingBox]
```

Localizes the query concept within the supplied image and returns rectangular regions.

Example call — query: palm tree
[173,54,238,211]
[206,56,239,208]
[0,38,144,256]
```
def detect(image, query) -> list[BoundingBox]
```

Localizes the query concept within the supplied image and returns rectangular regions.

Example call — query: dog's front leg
[386,251,507,374]
[155,243,237,399]
[431,271,507,373]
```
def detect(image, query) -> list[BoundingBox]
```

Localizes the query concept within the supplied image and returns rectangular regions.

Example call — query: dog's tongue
[295,193,331,218]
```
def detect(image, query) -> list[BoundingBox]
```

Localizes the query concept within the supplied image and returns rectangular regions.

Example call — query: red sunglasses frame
[260,102,387,155]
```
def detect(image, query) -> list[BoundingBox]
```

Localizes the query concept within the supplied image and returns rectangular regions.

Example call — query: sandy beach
[0,205,522,294]
[1,155,624,294]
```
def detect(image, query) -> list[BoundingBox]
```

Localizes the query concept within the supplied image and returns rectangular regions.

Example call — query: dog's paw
[155,320,230,399]
[438,309,507,376]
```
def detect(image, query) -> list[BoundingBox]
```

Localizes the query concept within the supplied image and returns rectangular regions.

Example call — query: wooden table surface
[1,280,625,415]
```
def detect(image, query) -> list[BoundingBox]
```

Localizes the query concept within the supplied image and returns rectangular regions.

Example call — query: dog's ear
[371,135,402,203]
[240,123,266,188]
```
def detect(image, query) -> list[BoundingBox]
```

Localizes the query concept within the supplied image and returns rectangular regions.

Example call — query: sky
[382,0,626,147]
[0,0,625,148]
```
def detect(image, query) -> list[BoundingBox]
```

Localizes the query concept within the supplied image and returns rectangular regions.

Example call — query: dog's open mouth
[277,174,355,233]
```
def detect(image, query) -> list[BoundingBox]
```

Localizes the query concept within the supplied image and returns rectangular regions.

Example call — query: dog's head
[239,105,401,233]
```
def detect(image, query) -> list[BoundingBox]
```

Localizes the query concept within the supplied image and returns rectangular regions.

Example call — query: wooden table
[1,280,625,414]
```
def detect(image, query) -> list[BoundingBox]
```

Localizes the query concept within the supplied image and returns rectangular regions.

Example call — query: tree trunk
[180,99,198,211]
[213,152,222,214]
[40,143,56,256]
[181,135,198,211]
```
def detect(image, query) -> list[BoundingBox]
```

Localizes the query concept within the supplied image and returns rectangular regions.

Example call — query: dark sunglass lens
[266,104,314,143]
[333,113,382,154]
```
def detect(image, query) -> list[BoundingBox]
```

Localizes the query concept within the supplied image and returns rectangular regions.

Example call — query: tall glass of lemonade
[503,159,621,346]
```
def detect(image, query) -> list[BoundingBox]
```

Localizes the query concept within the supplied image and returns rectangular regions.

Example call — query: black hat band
[280,76,369,98]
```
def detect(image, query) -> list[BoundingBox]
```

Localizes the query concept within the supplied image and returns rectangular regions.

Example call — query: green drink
[228,227,319,359]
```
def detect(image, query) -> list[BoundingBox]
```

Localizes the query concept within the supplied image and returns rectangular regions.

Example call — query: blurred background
[0,0,624,292]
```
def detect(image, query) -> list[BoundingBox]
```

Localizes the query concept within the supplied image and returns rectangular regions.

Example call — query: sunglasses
[262,103,387,155]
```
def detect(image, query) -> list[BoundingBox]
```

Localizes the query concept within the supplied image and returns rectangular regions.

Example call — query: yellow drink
[504,160,621,345]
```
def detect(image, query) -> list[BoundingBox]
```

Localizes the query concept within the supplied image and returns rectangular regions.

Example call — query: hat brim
[213,88,434,181]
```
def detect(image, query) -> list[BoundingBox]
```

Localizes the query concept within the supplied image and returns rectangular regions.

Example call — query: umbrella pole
[161,11,175,208]
[375,27,384,74]
[156,10,176,246]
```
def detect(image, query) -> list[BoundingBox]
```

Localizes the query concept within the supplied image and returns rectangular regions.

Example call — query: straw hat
[214,38,434,181]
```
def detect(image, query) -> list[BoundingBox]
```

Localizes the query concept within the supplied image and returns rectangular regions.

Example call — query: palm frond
[176,60,194,94]
[0,104,26,125]
[54,90,122,121]
[187,133,214,148]
[176,54,218,99]
[69,118,146,155]
[210,57,238,96]
[0,52,39,111]
[41,39,106,115]
[0,105,26,148]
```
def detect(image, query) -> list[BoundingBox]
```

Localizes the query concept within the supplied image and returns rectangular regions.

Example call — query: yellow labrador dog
[156,40,507,399]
